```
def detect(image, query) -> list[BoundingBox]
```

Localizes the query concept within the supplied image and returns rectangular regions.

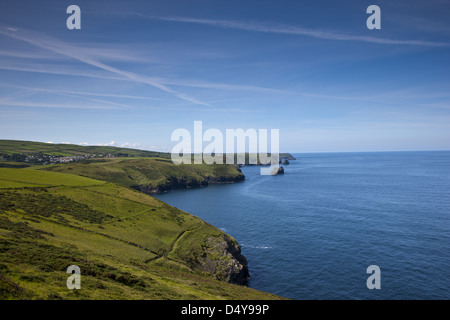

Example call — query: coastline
[0,140,293,294]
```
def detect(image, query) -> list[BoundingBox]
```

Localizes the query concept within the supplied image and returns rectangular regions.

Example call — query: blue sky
[0,0,449,152]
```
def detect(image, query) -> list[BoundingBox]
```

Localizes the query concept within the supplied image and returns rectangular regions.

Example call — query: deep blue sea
[155,151,450,300]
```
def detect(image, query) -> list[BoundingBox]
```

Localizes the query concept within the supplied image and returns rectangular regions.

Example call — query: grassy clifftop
[37,157,245,194]
[0,168,282,300]
[0,140,291,300]
[0,140,248,193]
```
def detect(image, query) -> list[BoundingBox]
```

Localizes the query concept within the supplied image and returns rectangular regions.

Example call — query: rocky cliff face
[205,174,245,184]
[199,234,250,285]
[134,173,245,194]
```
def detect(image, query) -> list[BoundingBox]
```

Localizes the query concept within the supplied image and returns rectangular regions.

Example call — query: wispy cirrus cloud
[163,78,291,94]
[0,26,210,107]
[0,83,162,101]
[0,61,291,95]
[0,100,121,110]
[0,83,137,110]
[0,62,123,80]
[0,47,152,63]
[153,16,450,47]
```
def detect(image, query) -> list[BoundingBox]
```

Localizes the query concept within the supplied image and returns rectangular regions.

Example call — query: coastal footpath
[0,167,280,299]
[0,140,291,299]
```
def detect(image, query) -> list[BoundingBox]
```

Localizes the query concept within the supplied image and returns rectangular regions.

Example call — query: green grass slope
[0,168,283,300]
[37,157,245,193]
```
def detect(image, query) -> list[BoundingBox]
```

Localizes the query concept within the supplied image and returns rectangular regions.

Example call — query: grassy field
[0,140,293,193]
[0,168,284,300]
[37,157,245,193]
[0,140,292,299]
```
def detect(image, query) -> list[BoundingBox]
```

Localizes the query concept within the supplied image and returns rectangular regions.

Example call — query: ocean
[155,151,450,299]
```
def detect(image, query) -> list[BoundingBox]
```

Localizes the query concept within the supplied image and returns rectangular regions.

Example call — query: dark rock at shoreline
[201,235,250,285]
[206,174,245,184]
[133,173,245,194]
[282,159,289,165]
[271,166,284,175]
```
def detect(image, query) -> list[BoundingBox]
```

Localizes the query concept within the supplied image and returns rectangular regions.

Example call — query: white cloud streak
[0,62,291,95]
[156,16,450,47]
[0,62,124,81]
[0,26,210,107]
[0,100,120,110]
[0,83,162,101]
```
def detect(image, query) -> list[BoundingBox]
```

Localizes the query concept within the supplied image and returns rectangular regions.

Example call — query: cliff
[135,173,246,194]
[200,235,250,284]
[39,158,246,194]
[0,168,282,299]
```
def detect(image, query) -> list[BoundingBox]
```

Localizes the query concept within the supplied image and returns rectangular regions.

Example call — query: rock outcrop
[133,177,207,194]
[133,172,245,194]
[270,166,284,175]
[205,174,245,184]
[200,235,250,285]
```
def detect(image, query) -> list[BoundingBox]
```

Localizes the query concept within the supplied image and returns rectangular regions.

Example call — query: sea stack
[271,166,284,175]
